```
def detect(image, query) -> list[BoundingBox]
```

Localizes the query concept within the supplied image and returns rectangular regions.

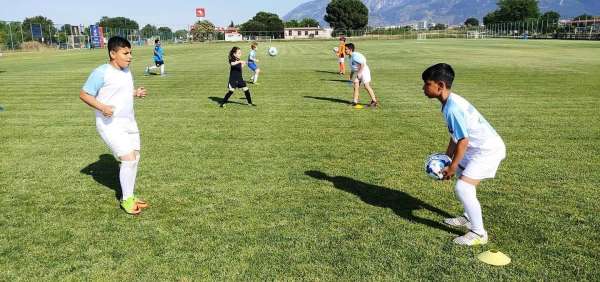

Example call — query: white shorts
[458,150,505,180]
[338,57,345,63]
[96,117,140,158]
[351,68,372,84]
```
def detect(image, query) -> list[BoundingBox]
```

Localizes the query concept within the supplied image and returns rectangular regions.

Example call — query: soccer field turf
[0,39,599,280]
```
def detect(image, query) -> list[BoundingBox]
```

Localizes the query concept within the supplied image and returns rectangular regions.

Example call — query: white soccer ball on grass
[268,47,278,56]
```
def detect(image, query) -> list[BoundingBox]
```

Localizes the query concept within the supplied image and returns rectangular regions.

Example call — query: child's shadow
[208,96,245,105]
[304,95,352,105]
[80,154,121,200]
[305,170,461,235]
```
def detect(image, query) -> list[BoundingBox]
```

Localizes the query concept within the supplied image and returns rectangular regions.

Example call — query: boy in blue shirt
[247,42,260,84]
[80,36,149,215]
[422,63,506,245]
[145,39,165,75]
[344,43,379,109]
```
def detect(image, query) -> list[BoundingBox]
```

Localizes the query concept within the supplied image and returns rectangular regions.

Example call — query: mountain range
[283,0,600,27]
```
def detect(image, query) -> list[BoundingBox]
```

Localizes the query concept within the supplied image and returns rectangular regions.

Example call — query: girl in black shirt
[220,47,255,107]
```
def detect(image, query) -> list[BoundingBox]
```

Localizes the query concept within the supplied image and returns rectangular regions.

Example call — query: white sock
[119,158,139,200]
[160,65,165,75]
[455,179,485,235]
[253,72,259,83]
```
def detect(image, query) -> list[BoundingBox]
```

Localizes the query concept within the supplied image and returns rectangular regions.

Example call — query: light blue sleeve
[249,50,256,61]
[446,107,469,141]
[82,65,107,96]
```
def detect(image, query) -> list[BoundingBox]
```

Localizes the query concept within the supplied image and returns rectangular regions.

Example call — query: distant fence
[1,18,599,52]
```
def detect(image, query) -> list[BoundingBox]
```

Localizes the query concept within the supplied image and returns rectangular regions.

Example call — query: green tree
[97,16,139,35]
[141,24,157,39]
[285,20,300,28]
[432,23,447,30]
[464,18,480,27]
[22,16,57,43]
[229,21,235,28]
[483,0,540,25]
[541,11,560,23]
[239,12,284,38]
[573,14,593,21]
[174,29,188,40]
[299,18,320,27]
[324,0,369,35]
[191,20,215,41]
[158,26,172,39]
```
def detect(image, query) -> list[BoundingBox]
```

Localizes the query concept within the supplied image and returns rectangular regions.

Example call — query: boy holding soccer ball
[79,36,149,215]
[422,63,506,245]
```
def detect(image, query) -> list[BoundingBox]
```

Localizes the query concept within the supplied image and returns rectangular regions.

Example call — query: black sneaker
[367,101,379,108]
[219,103,225,108]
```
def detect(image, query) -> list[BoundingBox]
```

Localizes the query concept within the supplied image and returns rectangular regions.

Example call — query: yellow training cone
[353,104,364,109]
[477,249,511,266]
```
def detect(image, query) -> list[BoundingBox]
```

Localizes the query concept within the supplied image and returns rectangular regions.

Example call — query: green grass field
[1,38,599,280]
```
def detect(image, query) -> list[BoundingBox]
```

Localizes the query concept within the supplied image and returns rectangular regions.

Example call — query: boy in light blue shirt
[247,42,260,84]
[345,43,379,109]
[422,63,506,246]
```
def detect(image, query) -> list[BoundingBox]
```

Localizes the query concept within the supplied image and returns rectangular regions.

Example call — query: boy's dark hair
[422,63,455,88]
[155,39,160,44]
[345,43,355,51]
[251,42,257,49]
[107,36,131,59]
[229,46,240,62]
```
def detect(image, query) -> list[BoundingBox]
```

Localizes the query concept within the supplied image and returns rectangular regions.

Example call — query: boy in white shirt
[79,36,149,215]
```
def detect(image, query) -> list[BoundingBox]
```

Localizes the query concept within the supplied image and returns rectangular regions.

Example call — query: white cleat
[443,216,472,229]
[453,231,488,246]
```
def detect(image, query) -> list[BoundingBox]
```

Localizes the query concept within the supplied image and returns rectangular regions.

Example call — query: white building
[284,27,333,39]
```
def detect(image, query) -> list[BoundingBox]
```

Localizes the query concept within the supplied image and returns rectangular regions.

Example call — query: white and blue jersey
[83,64,135,120]
[248,50,257,62]
[153,46,164,62]
[442,93,505,158]
[350,52,368,72]
[248,49,258,71]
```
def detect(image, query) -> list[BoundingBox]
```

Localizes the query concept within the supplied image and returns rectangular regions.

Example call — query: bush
[21,41,46,51]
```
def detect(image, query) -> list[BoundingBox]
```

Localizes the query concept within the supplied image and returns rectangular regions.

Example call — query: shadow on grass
[81,154,121,200]
[208,96,245,106]
[0,70,6,74]
[303,95,352,105]
[305,170,461,235]
[321,79,352,84]
[314,70,340,75]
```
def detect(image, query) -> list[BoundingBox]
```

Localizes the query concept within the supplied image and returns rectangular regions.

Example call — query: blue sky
[1,0,308,30]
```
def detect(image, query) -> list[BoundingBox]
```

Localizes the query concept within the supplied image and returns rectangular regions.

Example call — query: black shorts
[228,80,247,90]
[155,60,164,66]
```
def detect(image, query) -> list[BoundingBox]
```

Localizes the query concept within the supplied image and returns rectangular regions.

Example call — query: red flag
[196,8,205,17]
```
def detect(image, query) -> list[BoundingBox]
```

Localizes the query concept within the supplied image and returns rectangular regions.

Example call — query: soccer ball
[268,47,278,56]
[333,47,339,53]
[424,153,452,180]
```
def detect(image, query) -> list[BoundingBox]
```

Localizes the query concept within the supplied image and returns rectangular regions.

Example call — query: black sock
[222,91,233,104]
[244,90,253,104]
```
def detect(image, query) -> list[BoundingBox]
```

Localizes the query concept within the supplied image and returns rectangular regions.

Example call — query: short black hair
[422,63,455,88]
[345,43,355,51]
[155,39,160,44]
[107,36,131,59]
